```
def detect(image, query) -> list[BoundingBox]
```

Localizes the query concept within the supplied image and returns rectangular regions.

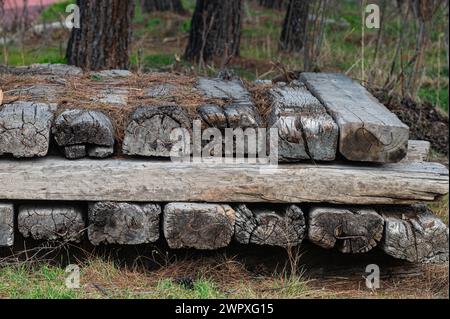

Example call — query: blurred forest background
[0,0,448,113]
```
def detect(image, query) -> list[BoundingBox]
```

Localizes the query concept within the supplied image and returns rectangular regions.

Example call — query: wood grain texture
[163,203,235,249]
[122,105,191,157]
[52,109,115,158]
[234,204,306,247]
[0,63,83,76]
[0,102,54,158]
[0,203,14,247]
[300,73,409,163]
[88,202,161,245]
[18,205,85,242]
[0,157,447,204]
[308,207,384,253]
[401,140,431,163]
[379,204,449,263]
[267,81,338,161]
[197,77,252,102]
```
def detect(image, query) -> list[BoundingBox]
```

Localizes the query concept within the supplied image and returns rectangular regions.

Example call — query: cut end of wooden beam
[300,73,409,163]
[163,203,235,250]
[308,207,384,253]
[379,204,449,263]
[0,203,14,247]
[88,202,161,245]
[18,205,85,242]
[234,204,306,247]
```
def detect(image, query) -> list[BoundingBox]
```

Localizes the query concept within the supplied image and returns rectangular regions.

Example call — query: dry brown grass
[0,72,233,147]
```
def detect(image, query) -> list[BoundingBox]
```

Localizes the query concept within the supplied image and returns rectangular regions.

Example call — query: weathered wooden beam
[53,109,115,159]
[267,81,338,161]
[0,203,14,247]
[234,204,306,247]
[163,203,235,250]
[197,77,252,103]
[0,102,55,158]
[18,205,85,242]
[122,105,191,158]
[0,157,447,204]
[0,63,83,76]
[300,73,409,163]
[88,202,161,245]
[307,207,384,253]
[401,140,431,163]
[379,204,449,263]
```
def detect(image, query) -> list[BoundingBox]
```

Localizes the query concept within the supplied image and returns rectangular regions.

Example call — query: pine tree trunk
[66,0,135,71]
[184,0,242,63]
[141,0,185,13]
[280,0,310,52]
[259,0,285,9]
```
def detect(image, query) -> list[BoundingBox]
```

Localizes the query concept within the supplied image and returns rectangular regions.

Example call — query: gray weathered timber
[163,203,235,250]
[196,77,262,131]
[198,103,262,129]
[52,109,115,159]
[380,204,449,263]
[0,203,14,247]
[10,84,61,102]
[401,140,431,163]
[234,204,306,247]
[0,102,54,158]
[18,205,85,242]
[88,202,161,245]
[267,82,338,161]
[146,83,177,98]
[123,105,192,157]
[308,207,384,253]
[87,145,114,158]
[90,69,132,78]
[0,158,447,204]
[224,103,262,129]
[0,63,82,76]
[95,88,129,105]
[64,145,87,159]
[197,77,252,103]
[300,73,409,163]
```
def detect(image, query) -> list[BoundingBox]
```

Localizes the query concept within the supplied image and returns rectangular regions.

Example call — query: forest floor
[0,0,448,299]
[0,236,448,299]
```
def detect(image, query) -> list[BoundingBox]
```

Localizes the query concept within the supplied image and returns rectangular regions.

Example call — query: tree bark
[66,0,135,71]
[184,0,242,63]
[141,0,185,13]
[280,0,310,52]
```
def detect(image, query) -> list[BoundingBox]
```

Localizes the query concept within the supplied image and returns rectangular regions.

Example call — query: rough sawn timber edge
[0,157,447,204]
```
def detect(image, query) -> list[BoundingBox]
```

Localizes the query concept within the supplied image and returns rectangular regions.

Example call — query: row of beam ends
[1,65,410,163]
[1,202,448,264]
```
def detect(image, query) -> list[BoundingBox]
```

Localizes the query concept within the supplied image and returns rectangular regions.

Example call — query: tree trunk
[184,0,242,63]
[66,0,135,71]
[280,0,310,52]
[141,0,185,13]
[259,0,285,9]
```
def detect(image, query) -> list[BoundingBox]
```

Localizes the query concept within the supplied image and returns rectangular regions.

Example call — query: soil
[371,88,449,157]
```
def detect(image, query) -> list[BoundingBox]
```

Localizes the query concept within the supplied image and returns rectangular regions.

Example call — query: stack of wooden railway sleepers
[0,64,448,264]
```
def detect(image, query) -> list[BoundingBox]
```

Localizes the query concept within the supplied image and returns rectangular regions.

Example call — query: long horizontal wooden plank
[0,157,447,204]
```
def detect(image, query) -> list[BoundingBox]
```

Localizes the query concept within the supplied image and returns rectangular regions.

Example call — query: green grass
[2,0,448,113]
[40,0,76,22]
[0,46,66,66]
[0,265,80,299]
[156,279,226,299]
[143,53,177,68]
[419,86,449,112]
